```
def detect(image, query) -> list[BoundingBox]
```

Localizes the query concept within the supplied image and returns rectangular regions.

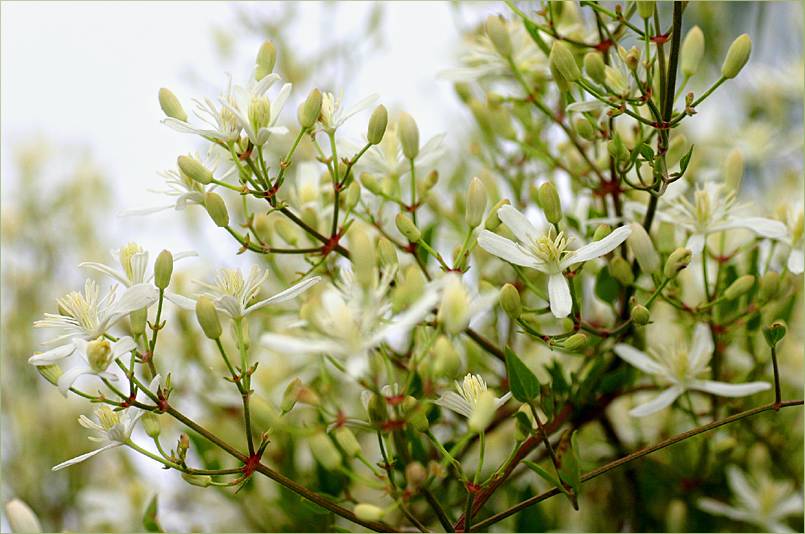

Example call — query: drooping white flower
[52,405,144,471]
[435,373,511,432]
[318,91,378,133]
[477,205,631,318]
[261,266,441,376]
[29,280,158,367]
[614,323,770,417]
[218,73,291,146]
[662,182,787,255]
[79,243,196,287]
[169,265,319,320]
[697,465,802,533]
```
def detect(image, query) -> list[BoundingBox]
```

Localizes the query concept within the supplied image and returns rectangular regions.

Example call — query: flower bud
[377,237,398,268]
[656,221,677,253]
[177,155,213,185]
[607,134,629,163]
[721,34,752,79]
[486,15,512,57]
[274,218,300,246]
[432,336,461,378]
[573,117,595,141]
[37,363,63,386]
[142,412,161,438]
[438,276,471,335]
[665,499,687,533]
[158,88,187,122]
[351,227,377,290]
[334,427,362,457]
[405,461,427,488]
[562,332,588,352]
[177,433,190,462]
[204,192,229,227]
[398,112,420,160]
[499,283,522,319]
[367,393,387,425]
[366,104,388,145]
[256,40,277,80]
[637,1,655,19]
[129,307,147,336]
[631,304,651,325]
[309,433,342,471]
[248,96,271,131]
[609,256,634,286]
[664,247,692,278]
[195,297,222,339]
[298,88,322,129]
[549,41,580,83]
[681,26,705,77]
[592,224,612,242]
[344,182,361,212]
[484,198,510,231]
[538,182,562,224]
[466,177,487,228]
[468,389,497,433]
[354,504,385,522]
[584,52,606,85]
[623,46,640,71]
[763,320,787,348]
[403,396,430,432]
[724,274,755,300]
[281,378,302,413]
[758,271,781,303]
[153,250,173,290]
[182,473,213,488]
[253,213,272,242]
[5,499,42,534]
[627,223,660,274]
[395,213,421,242]
[724,148,744,191]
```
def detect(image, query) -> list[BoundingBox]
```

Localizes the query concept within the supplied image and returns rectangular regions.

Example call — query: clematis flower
[358,121,445,179]
[28,280,158,367]
[662,182,787,255]
[435,373,511,432]
[318,91,378,134]
[54,336,137,396]
[79,242,196,287]
[219,73,291,146]
[778,202,804,274]
[614,323,770,417]
[697,465,802,533]
[163,75,243,142]
[477,205,631,318]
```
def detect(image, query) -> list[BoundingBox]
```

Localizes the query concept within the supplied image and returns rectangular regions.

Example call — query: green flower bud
[398,112,420,160]
[309,433,342,471]
[182,473,212,488]
[204,192,229,227]
[256,40,277,80]
[562,332,588,352]
[377,237,398,269]
[763,320,787,348]
[721,34,752,79]
[130,307,147,336]
[665,499,688,533]
[425,169,439,189]
[500,283,522,319]
[5,499,42,534]
[281,378,302,413]
[466,177,487,228]
[195,296,222,339]
[664,247,692,278]
[158,88,187,122]
[724,274,755,300]
[609,256,634,286]
[253,213,272,242]
[37,363,63,386]
[538,182,562,224]
[360,172,383,195]
[468,390,497,433]
[142,412,161,438]
[405,461,427,488]
[549,41,580,82]
[607,134,629,163]
[583,52,606,85]
[484,198,510,231]
[631,304,651,325]
[627,223,660,274]
[573,117,595,141]
[623,46,640,71]
[367,393,387,425]
[637,1,655,19]
[354,504,385,522]
[593,224,612,242]
[549,61,571,92]
[402,396,430,432]
[248,95,271,131]
[298,88,322,129]
[177,155,213,185]
[432,336,461,378]
[758,271,781,303]
[334,427,362,457]
[486,15,512,57]
[351,227,377,290]
[681,26,705,77]
[367,104,388,145]
[395,213,421,242]
[656,222,677,254]
[274,218,300,246]
[154,249,173,290]
[724,148,744,191]
[344,181,362,212]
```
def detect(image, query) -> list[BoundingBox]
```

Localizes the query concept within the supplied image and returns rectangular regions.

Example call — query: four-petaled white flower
[614,323,770,417]
[170,265,319,320]
[697,465,803,533]
[477,205,631,318]
[52,404,144,471]
[261,266,441,376]
[318,91,378,134]
[663,182,787,255]
[435,373,511,432]
[219,73,291,146]
[79,242,196,287]
[28,280,158,367]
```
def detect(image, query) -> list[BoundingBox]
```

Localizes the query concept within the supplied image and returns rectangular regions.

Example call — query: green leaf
[556,430,581,509]
[595,267,621,304]
[679,144,695,175]
[521,18,550,55]
[524,460,562,489]
[143,495,164,533]
[637,143,655,161]
[505,346,541,402]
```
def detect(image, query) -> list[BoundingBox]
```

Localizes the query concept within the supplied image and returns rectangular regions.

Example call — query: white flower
[219,73,291,146]
[169,265,319,320]
[79,242,196,287]
[778,202,804,274]
[477,205,631,318]
[29,280,158,366]
[163,75,243,142]
[435,374,511,432]
[662,182,787,255]
[52,336,137,396]
[359,121,445,178]
[52,405,143,471]
[614,323,770,417]
[261,266,440,376]
[437,273,498,335]
[697,465,802,533]
[318,91,378,133]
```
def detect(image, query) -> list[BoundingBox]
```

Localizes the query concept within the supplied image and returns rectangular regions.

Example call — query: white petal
[689,379,770,397]
[787,248,804,274]
[373,288,440,344]
[29,343,76,366]
[78,262,130,286]
[628,385,684,417]
[561,225,631,268]
[112,336,137,357]
[686,233,706,254]
[477,231,541,268]
[688,323,714,372]
[249,276,321,313]
[52,442,120,471]
[566,100,606,113]
[547,273,572,318]
[714,217,788,240]
[613,344,666,375]
[497,205,542,245]
[435,391,473,418]
[260,333,344,356]
[165,291,196,310]
[110,284,159,319]
[726,466,757,511]
[773,493,804,518]
[57,367,95,396]
[696,498,752,522]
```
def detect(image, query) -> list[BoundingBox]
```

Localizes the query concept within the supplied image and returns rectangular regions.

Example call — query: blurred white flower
[614,323,770,417]
[359,121,445,179]
[778,202,804,274]
[435,373,511,432]
[697,465,802,533]
[477,205,631,318]
[318,91,377,133]
[79,242,196,287]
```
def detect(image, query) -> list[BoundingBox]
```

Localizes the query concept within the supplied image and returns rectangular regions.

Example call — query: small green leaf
[763,321,787,348]
[637,143,654,161]
[595,267,621,304]
[505,346,541,402]
[679,144,695,175]
[524,460,562,489]
[143,495,164,533]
